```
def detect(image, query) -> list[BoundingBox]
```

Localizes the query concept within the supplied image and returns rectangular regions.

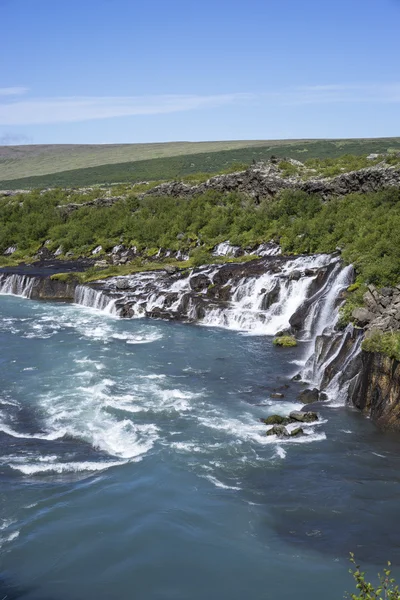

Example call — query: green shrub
[362,331,400,361]
[273,335,297,347]
[189,247,211,268]
[347,553,400,600]
[338,283,367,328]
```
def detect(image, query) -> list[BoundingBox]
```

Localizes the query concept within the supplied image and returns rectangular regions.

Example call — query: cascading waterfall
[0,273,36,298]
[1,254,362,407]
[74,285,119,314]
[72,253,349,338]
[300,263,355,382]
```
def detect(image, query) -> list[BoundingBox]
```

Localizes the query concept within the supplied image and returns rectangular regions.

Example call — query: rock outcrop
[140,161,400,201]
[349,351,400,430]
[352,284,400,334]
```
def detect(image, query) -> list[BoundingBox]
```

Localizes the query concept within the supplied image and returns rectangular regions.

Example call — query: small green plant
[362,331,400,361]
[346,553,400,600]
[273,335,297,347]
[338,283,367,328]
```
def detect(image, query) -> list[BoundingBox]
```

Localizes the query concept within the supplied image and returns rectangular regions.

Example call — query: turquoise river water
[0,294,400,599]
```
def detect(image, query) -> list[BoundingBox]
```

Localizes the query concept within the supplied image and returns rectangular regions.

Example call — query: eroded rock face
[349,352,400,430]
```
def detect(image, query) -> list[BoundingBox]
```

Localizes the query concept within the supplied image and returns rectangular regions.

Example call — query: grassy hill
[0,138,400,189]
[1,137,400,190]
[0,140,282,181]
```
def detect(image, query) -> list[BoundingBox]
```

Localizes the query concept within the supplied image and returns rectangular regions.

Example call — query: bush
[362,331,400,361]
[347,553,400,600]
[273,335,297,347]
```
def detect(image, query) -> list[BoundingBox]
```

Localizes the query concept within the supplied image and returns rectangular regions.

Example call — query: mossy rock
[261,414,288,426]
[290,427,304,437]
[273,335,297,347]
[266,424,290,437]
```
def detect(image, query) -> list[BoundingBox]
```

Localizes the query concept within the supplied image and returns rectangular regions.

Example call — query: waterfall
[0,273,36,298]
[71,253,350,338]
[74,285,119,314]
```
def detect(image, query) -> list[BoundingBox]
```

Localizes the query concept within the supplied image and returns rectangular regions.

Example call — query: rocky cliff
[349,352,400,430]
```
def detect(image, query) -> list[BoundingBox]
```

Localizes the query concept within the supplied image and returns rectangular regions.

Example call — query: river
[0,291,400,599]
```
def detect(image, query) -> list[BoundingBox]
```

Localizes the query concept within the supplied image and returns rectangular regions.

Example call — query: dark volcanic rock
[261,415,288,425]
[298,388,320,404]
[266,424,290,437]
[289,411,318,423]
[349,351,400,430]
[290,427,304,437]
[140,161,400,202]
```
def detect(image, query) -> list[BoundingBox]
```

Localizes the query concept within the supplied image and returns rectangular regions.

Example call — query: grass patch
[362,331,400,361]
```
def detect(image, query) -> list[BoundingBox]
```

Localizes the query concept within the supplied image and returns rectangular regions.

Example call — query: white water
[74,285,119,314]
[72,253,346,338]
[0,273,36,298]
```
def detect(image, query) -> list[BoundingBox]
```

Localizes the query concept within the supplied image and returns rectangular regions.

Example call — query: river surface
[1,294,400,600]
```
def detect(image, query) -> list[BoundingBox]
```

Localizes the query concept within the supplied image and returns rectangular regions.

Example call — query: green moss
[50,272,81,283]
[346,282,361,293]
[362,331,400,361]
[338,283,367,328]
[273,335,297,347]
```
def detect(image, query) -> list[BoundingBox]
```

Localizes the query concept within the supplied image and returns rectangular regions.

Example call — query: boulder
[289,411,318,423]
[116,279,130,290]
[363,290,377,310]
[289,270,301,281]
[164,265,178,275]
[298,388,320,404]
[261,414,288,426]
[266,424,290,437]
[189,273,210,292]
[290,427,304,437]
[351,307,375,326]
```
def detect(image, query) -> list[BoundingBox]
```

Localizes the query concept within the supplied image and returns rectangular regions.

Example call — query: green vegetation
[347,553,400,600]
[338,282,367,328]
[1,153,400,292]
[362,331,400,361]
[273,336,297,347]
[0,140,270,182]
[2,138,400,189]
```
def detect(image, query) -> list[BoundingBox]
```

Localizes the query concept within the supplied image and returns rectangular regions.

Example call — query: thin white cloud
[0,93,254,125]
[0,87,29,97]
[0,84,399,126]
[280,83,400,105]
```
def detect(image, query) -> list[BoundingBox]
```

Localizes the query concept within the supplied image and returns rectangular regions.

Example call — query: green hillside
[0,140,280,181]
[1,138,400,190]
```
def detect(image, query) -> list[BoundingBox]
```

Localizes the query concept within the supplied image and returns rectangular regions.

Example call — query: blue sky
[1,0,399,144]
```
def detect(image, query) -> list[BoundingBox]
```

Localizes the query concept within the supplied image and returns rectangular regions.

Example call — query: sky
[1,0,400,144]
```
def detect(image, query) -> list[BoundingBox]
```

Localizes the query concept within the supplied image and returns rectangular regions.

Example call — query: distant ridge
[1,137,400,190]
